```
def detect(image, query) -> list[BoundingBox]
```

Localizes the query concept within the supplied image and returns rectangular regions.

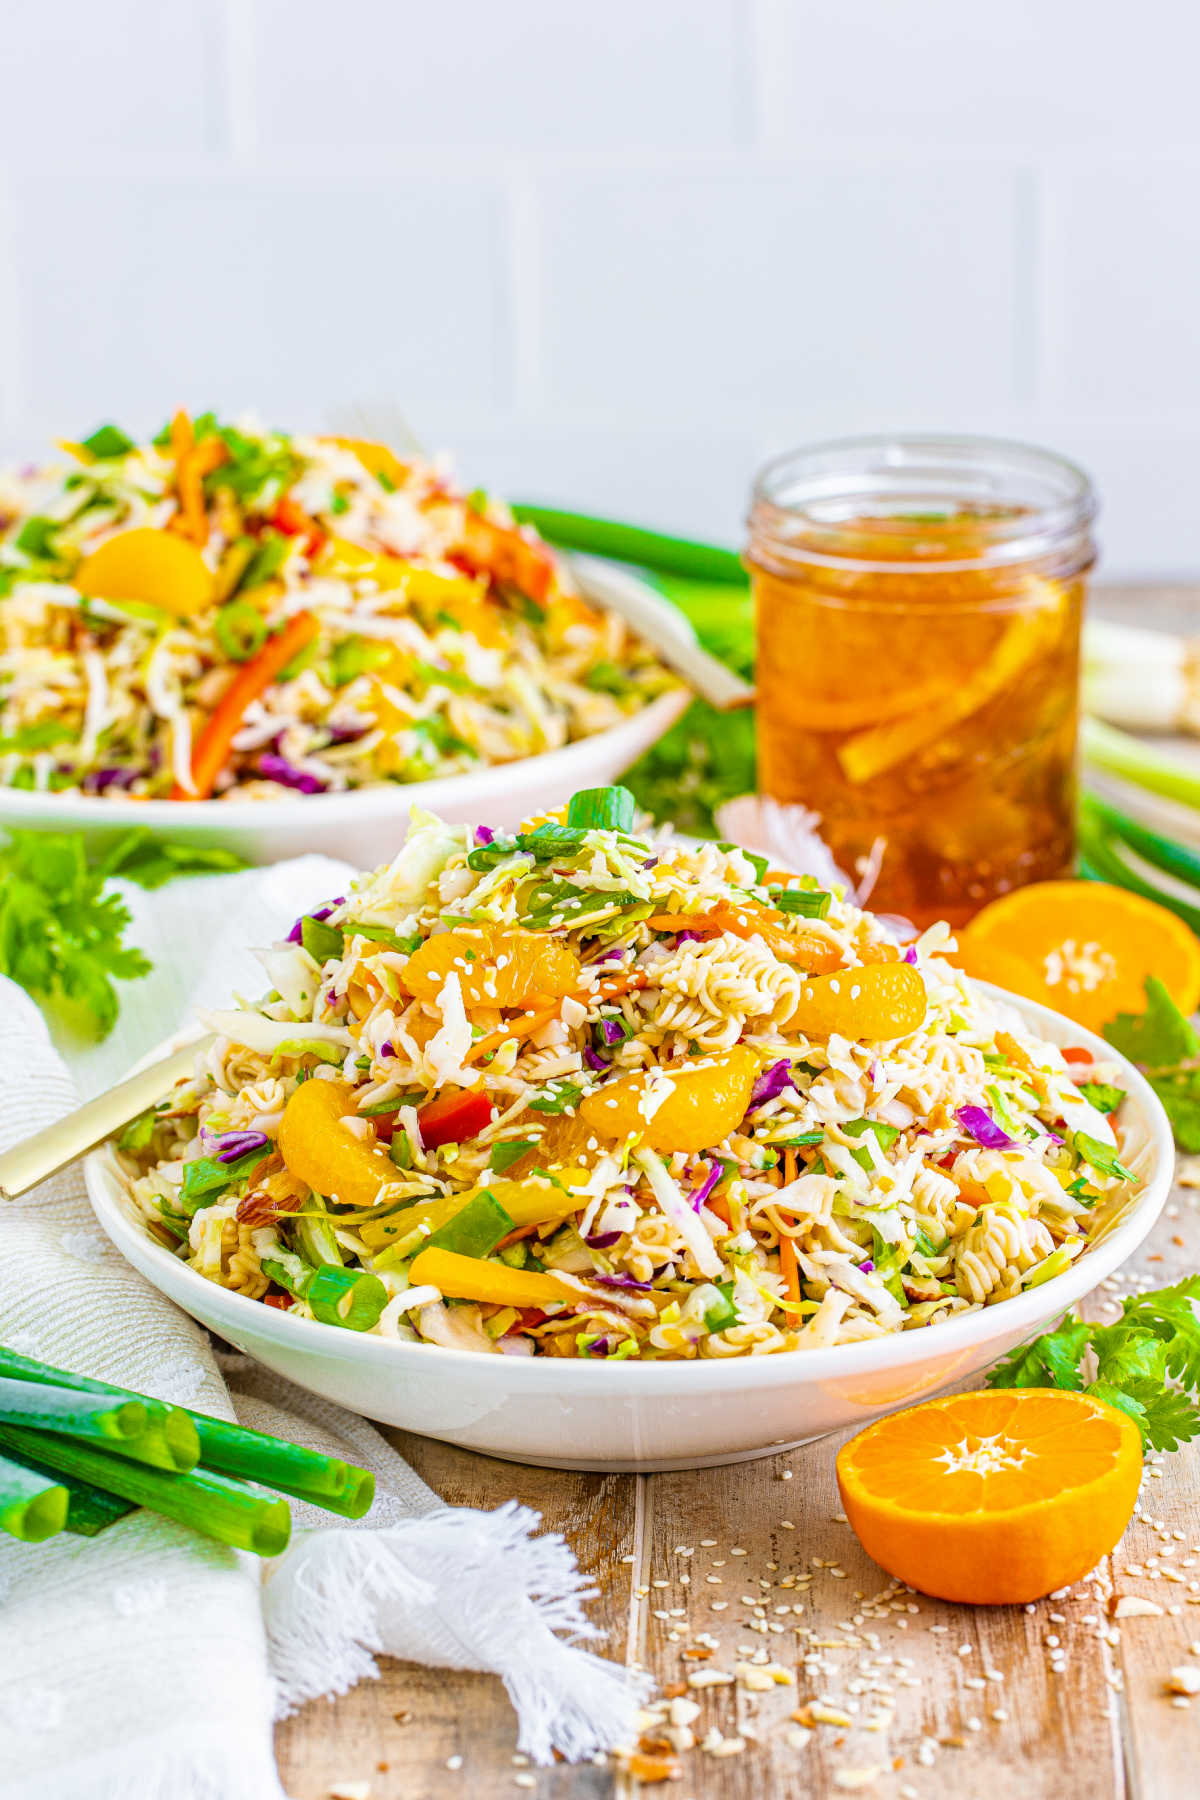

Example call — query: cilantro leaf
[1077,1081,1126,1114]
[987,1320,1091,1391]
[1104,975,1199,1068]
[0,827,247,1036]
[986,1277,1200,1452]
[0,832,151,1036]
[98,829,248,890]
[1072,1130,1135,1182]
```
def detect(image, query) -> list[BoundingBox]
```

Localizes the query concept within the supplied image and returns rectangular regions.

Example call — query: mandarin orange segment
[74,527,215,619]
[782,961,926,1042]
[277,1078,396,1209]
[836,1388,1142,1605]
[954,878,1200,1034]
[403,926,581,1011]
[579,1046,759,1154]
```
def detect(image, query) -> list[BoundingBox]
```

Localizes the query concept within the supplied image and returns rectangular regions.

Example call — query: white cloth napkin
[0,859,644,1800]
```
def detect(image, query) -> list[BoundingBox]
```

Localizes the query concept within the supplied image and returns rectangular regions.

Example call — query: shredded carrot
[707,1194,732,1228]
[495,1222,543,1251]
[172,611,319,799]
[783,1147,798,1185]
[168,409,226,545]
[779,1229,802,1308]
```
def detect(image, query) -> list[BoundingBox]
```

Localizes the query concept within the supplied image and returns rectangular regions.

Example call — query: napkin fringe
[263,1501,650,1765]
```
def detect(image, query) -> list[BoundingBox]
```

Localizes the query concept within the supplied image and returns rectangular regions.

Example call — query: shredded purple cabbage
[597,945,628,962]
[583,1046,610,1072]
[593,1273,653,1291]
[257,753,328,795]
[748,1059,797,1113]
[585,1337,611,1356]
[325,723,368,745]
[82,766,140,794]
[288,894,346,941]
[955,1104,1014,1150]
[903,945,919,965]
[475,825,495,844]
[689,1160,722,1212]
[675,929,703,943]
[585,1229,623,1249]
[597,1017,626,1046]
[858,1259,876,1274]
[211,1130,270,1164]
[379,1040,395,1058]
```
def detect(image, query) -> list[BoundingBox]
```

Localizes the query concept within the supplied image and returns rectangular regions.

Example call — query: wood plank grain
[633,1436,1121,1800]
[274,1435,635,1800]
[1085,1183,1200,1800]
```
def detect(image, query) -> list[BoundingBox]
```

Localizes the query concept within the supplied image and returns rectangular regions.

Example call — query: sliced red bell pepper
[270,494,327,559]
[1062,1046,1093,1065]
[417,1087,495,1150]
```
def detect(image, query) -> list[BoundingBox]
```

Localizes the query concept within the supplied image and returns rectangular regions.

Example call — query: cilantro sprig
[1104,976,1200,1151]
[0,828,246,1036]
[988,1275,1200,1451]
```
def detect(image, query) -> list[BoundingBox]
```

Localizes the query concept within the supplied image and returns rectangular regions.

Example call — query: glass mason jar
[746,435,1097,928]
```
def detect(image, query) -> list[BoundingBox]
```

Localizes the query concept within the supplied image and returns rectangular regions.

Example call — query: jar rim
[748,432,1097,577]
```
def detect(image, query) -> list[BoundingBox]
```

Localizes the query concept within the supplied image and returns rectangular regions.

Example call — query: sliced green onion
[0,1374,198,1470]
[80,423,135,459]
[1083,717,1200,810]
[1083,793,1200,891]
[565,786,635,833]
[0,1375,145,1439]
[0,1346,373,1522]
[424,1189,514,1259]
[306,1267,388,1331]
[703,1281,739,1333]
[489,1139,538,1174]
[15,516,58,558]
[0,1450,67,1543]
[214,598,269,662]
[1077,812,1200,934]
[3,1445,136,1535]
[772,887,832,918]
[185,1417,374,1521]
[0,1423,291,1557]
[301,916,345,962]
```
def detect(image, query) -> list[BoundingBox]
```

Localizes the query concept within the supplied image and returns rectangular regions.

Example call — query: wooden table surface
[277,584,1200,1800]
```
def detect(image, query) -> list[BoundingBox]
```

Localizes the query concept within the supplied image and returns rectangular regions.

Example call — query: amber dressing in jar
[746,437,1097,928]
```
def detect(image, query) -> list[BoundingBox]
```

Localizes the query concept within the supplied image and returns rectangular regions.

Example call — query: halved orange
[953,878,1200,1034]
[836,1389,1142,1604]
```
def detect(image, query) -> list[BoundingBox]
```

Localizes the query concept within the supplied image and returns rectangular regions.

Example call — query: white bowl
[0,558,692,864]
[86,987,1173,1472]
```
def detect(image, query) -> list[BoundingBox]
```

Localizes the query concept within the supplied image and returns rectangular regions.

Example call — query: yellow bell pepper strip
[408,1247,577,1310]
[316,536,485,609]
[362,1170,588,1258]
[74,528,216,621]
[172,610,319,798]
[277,1077,398,1210]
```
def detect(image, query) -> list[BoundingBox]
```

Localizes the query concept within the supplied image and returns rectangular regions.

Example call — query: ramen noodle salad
[0,415,671,799]
[112,786,1144,1360]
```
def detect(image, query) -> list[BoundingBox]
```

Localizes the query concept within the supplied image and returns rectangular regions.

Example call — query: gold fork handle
[0,1037,215,1200]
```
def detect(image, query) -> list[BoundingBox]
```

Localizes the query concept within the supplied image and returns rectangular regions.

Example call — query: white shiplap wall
[0,0,1196,575]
